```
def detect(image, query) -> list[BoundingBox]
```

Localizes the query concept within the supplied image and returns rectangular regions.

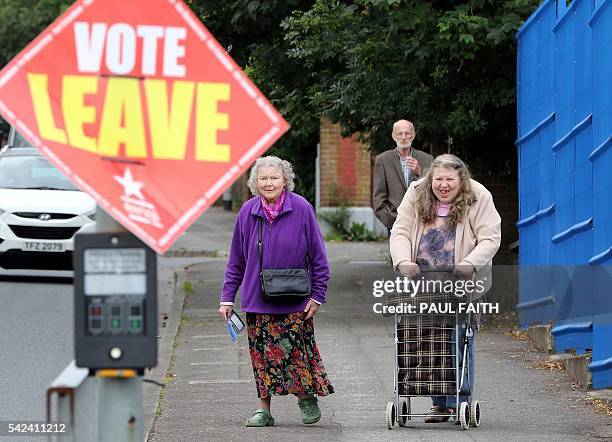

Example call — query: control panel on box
[74,233,157,370]
[87,297,144,336]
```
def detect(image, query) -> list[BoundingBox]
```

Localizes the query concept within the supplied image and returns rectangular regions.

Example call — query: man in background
[373,119,433,232]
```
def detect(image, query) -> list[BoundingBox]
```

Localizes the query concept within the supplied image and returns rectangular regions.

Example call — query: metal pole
[95,207,128,233]
[97,377,143,442]
[93,206,143,442]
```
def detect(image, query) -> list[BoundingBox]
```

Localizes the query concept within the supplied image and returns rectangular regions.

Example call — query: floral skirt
[246,312,334,398]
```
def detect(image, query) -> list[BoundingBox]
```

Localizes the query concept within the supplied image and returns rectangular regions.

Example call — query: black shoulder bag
[258,218,311,302]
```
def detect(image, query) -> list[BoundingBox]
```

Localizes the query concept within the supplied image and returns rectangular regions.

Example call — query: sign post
[0,0,289,438]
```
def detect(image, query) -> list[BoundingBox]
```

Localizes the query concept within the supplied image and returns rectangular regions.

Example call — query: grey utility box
[74,232,157,370]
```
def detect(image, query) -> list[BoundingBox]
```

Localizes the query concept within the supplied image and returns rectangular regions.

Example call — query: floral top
[415,216,456,270]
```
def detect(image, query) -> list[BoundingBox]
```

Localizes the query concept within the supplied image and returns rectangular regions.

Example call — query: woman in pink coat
[390,154,501,423]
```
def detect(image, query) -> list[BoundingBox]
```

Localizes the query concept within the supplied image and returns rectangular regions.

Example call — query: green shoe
[298,397,321,424]
[245,409,274,427]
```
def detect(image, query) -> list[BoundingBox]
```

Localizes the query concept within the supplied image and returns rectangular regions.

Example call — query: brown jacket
[390,178,501,295]
[373,148,433,228]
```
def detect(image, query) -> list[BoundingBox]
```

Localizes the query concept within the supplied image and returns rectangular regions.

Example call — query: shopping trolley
[385,268,481,431]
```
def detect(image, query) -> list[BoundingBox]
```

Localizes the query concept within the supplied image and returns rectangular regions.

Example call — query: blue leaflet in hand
[226,321,238,342]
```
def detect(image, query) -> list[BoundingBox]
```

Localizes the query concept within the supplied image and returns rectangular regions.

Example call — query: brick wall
[319,119,372,207]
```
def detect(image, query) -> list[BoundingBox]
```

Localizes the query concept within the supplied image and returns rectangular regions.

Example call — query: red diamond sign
[0,0,289,254]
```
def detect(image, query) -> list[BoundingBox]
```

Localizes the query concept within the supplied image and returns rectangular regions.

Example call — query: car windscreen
[0,155,79,191]
[12,130,32,147]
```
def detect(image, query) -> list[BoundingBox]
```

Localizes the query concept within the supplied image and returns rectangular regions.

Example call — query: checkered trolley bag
[385,274,481,431]
[396,292,458,396]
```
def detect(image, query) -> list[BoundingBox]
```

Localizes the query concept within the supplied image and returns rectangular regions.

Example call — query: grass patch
[162,373,176,386]
[180,313,190,325]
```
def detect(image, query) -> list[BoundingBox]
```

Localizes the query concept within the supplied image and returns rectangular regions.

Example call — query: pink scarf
[435,202,452,217]
[261,191,286,224]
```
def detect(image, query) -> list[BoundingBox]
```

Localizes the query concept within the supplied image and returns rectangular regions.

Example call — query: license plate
[22,242,65,252]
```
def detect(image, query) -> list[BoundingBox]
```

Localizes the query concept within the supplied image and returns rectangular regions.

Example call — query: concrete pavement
[143,206,237,436]
[145,206,612,441]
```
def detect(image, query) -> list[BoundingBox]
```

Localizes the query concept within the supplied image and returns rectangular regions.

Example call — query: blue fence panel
[517,0,612,386]
[591,0,612,257]
[537,214,554,264]
[539,122,556,210]
[519,137,540,221]
[517,136,538,266]
[551,265,593,355]
[591,5,612,152]
[575,0,594,120]
[552,0,596,354]
[516,19,538,138]
[538,9,556,121]
[552,141,575,264]
[574,127,593,231]
[516,0,557,327]
[589,266,612,389]
[553,8,575,138]
[551,2,577,266]
[517,264,555,328]
[589,0,612,389]
[517,0,556,138]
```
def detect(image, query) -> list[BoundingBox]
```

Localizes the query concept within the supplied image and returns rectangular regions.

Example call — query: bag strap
[304,223,310,272]
[258,218,266,294]
[258,217,263,277]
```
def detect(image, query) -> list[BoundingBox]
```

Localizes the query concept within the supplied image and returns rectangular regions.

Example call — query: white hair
[247,156,295,196]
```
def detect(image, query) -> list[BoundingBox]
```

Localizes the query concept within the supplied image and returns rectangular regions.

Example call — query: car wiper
[14,186,70,191]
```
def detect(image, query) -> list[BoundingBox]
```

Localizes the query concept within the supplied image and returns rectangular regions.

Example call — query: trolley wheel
[469,400,481,428]
[386,402,395,430]
[458,402,470,430]
[398,400,409,426]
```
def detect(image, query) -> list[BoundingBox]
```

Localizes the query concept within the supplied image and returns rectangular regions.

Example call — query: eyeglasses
[394,131,415,136]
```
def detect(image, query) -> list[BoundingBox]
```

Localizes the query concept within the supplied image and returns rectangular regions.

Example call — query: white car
[0,144,96,271]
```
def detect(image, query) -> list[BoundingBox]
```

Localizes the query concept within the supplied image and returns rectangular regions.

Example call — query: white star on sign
[114,167,145,200]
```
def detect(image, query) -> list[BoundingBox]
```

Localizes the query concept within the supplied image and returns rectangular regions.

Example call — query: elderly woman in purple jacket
[219,156,334,427]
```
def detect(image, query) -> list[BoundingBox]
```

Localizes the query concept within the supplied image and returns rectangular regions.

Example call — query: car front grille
[8,225,80,239]
[14,212,76,220]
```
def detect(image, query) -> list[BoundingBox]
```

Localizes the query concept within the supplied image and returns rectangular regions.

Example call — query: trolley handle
[418,265,455,274]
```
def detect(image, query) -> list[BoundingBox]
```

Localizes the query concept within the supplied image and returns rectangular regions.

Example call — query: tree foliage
[0,0,541,199]
[188,0,320,201]
[281,0,540,167]
[0,0,72,68]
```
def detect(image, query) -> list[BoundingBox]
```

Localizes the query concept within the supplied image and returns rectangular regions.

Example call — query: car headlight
[85,209,96,220]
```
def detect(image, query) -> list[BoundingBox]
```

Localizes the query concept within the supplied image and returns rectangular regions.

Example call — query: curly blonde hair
[247,156,295,196]
[415,154,475,226]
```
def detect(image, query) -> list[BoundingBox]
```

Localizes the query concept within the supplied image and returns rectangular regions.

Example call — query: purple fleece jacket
[220,192,330,314]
